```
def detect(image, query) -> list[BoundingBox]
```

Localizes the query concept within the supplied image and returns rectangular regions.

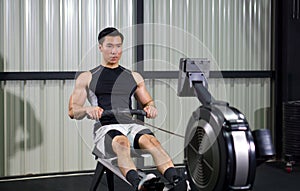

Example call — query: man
[69,27,187,190]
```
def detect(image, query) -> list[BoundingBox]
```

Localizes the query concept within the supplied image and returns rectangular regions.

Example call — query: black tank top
[88,65,137,125]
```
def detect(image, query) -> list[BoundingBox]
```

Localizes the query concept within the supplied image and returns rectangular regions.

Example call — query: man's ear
[98,44,102,52]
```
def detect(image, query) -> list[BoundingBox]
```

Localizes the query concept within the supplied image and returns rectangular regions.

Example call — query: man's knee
[112,135,130,153]
[139,134,161,149]
[105,130,127,156]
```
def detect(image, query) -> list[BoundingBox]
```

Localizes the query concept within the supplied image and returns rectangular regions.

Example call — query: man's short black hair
[98,27,124,44]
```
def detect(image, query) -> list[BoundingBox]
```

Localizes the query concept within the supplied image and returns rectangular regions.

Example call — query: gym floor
[0,161,299,191]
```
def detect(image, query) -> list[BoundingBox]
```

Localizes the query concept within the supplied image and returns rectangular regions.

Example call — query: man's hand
[143,105,157,119]
[86,106,103,120]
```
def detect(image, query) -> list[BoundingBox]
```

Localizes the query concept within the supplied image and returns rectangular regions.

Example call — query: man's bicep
[71,73,90,107]
[133,72,150,101]
[68,95,75,118]
[72,82,88,107]
[135,82,152,105]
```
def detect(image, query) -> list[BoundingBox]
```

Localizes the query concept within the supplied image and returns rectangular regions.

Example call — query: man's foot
[137,173,161,191]
[167,176,191,191]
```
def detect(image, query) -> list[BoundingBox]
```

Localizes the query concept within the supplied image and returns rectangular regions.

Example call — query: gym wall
[142,0,272,165]
[0,0,272,176]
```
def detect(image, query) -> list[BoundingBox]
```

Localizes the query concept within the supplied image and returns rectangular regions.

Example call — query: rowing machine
[177,58,275,191]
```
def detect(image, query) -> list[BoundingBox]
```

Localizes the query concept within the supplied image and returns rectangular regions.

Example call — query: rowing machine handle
[101,109,147,117]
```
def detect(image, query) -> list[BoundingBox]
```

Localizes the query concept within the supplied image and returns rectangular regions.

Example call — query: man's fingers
[86,106,103,120]
[94,107,103,119]
[97,107,103,118]
[144,106,157,119]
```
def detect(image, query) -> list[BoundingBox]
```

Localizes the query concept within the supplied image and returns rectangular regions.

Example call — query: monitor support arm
[187,71,215,106]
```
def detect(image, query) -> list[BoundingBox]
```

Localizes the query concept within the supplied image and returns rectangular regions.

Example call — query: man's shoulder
[118,65,132,72]
[75,65,101,80]
[75,71,92,86]
[131,71,144,84]
[131,71,141,76]
[90,65,103,74]
[118,65,138,77]
[77,71,92,78]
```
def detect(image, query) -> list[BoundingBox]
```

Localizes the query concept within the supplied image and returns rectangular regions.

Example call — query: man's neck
[101,62,119,69]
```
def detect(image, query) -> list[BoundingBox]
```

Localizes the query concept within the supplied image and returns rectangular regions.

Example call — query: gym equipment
[90,58,275,191]
[178,58,275,191]
[283,101,300,173]
[90,109,165,191]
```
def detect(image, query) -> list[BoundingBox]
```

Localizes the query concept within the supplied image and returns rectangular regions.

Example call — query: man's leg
[111,135,136,175]
[138,134,188,190]
[105,130,139,190]
[110,132,157,190]
[138,134,174,174]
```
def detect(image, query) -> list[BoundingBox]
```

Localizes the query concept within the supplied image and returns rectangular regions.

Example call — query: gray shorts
[93,123,154,158]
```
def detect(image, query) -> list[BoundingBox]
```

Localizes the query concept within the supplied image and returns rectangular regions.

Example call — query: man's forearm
[143,100,156,108]
[70,105,87,120]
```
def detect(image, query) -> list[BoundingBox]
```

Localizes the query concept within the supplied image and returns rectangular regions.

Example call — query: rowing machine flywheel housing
[184,104,256,191]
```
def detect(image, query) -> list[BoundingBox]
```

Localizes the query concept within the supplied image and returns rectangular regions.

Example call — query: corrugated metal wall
[143,0,272,165]
[0,0,135,176]
[0,0,272,175]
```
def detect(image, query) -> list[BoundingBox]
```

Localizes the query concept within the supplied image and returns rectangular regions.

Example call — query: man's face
[99,36,123,65]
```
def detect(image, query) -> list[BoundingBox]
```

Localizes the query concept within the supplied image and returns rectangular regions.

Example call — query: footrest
[164,179,190,191]
[142,178,165,191]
